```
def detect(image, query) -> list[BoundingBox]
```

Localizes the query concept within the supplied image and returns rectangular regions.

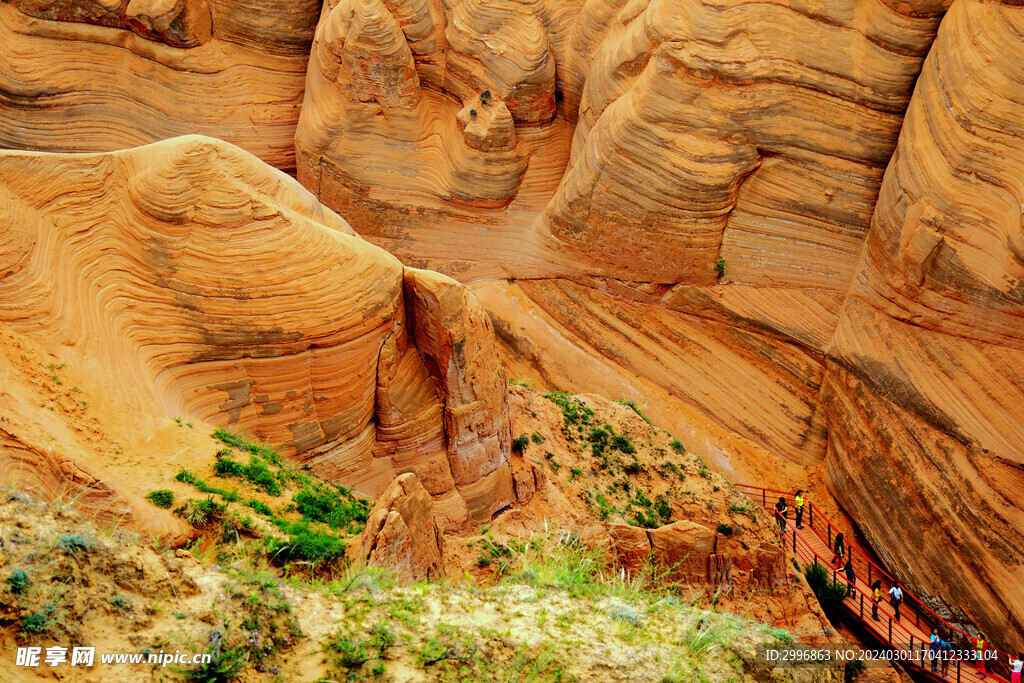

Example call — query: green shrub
[110,594,129,610]
[267,526,346,568]
[612,434,636,454]
[714,257,726,278]
[655,495,672,524]
[146,489,175,509]
[57,534,92,554]
[6,569,29,595]
[243,459,282,496]
[211,427,279,464]
[480,89,492,105]
[669,439,685,454]
[293,484,370,532]
[716,524,734,536]
[530,432,544,444]
[213,456,244,478]
[175,497,226,528]
[623,457,643,476]
[326,633,370,668]
[20,603,56,634]
[512,434,530,452]
[805,562,850,619]
[247,499,272,516]
[633,508,661,529]
[544,391,595,434]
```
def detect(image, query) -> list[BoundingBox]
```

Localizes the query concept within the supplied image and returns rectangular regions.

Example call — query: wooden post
[868,564,872,587]
[828,522,832,549]
[762,489,766,507]
[957,658,961,683]
[860,593,864,618]
[809,504,813,529]
[888,618,892,644]
[915,609,919,628]
[792,528,796,553]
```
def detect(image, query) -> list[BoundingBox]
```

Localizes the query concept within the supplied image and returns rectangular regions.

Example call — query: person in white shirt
[1011,652,1022,683]
[888,584,903,621]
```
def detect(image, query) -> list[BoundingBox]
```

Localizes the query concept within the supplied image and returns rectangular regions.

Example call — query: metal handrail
[735,483,1012,681]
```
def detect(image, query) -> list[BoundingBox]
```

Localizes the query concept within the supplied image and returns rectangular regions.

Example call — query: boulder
[360,473,444,581]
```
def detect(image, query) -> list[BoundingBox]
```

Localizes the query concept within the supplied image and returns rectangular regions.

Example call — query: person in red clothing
[973,633,988,679]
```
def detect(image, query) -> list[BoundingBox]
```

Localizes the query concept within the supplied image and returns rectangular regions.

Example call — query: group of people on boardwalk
[770,488,1023,682]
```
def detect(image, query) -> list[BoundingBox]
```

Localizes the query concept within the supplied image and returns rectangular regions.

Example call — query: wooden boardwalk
[737,484,1010,683]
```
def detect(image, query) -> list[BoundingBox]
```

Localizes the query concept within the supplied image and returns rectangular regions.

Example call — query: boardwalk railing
[736,483,1012,683]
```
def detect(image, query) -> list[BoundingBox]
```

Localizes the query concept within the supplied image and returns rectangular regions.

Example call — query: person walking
[940,637,952,680]
[794,489,806,529]
[888,583,903,622]
[929,628,940,673]
[831,532,845,565]
[973,633,988,679]
[871,580,882,621]
[1010,652,1023,683]
[774,496,788,537]
[844,560,856,597]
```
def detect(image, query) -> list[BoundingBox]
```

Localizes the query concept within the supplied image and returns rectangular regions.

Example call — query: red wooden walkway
[736,484,1013,683]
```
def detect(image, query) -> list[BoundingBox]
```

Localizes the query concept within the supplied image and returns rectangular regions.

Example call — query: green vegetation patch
[146,489,175,509]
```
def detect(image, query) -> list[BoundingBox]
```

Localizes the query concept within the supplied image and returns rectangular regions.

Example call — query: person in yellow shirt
[794,489,806,529]
[871,580,882,621]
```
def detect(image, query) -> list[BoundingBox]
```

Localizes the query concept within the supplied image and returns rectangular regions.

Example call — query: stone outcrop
[0,0,320,170]
[0,136,513,530]
[360,472,444,580]
[822,0,1024,647]
[608,520,785,591]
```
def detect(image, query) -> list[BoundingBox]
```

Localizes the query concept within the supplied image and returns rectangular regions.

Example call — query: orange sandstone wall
[0,136,513,528]
[823,0,1024,644]
[0,0,320,170]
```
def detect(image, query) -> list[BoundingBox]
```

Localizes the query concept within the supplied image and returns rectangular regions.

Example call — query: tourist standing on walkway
[929,628,940,673]
[940,637,952,680]
[775,497,788,537]
[973,633,988,679]
[844,560,855,597]
[888,583,903,621]
[871,580,882,621]
[831,532,845,565]
[1010,652,1022,683]
[794,489,806,529]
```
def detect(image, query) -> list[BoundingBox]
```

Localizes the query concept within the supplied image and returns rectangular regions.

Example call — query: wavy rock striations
[295,0,579,223]
[292,0,1024,650]
[0,0,320,170]
[0,136,515,529]
[823,0,1024,646]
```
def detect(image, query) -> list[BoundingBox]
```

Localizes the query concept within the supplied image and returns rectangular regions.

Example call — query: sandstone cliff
[0,136,513,529]
[288,0,1024,654]
[823,0,1024,645]
[0,0,320,170]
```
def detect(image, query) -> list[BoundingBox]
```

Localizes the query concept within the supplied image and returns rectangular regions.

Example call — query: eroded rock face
[608,520,785,591]
[823,0,1024,646]
[360,472,444,580]
[0,136,512,530]
[0,0,320,170]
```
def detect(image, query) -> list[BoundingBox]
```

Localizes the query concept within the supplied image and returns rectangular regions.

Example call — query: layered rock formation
[0,136,515,529]
[822,0,1024,646]
[289,0,1024,652]
[0,0,320,169]
[359,472,444,580]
